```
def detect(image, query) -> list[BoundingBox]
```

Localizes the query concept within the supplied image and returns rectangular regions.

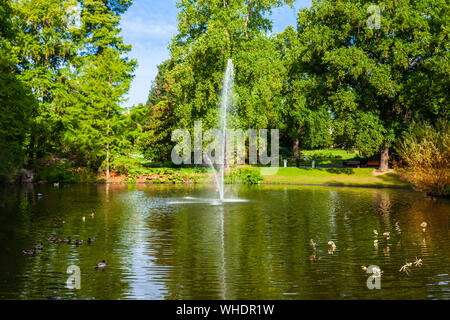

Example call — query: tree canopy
[0,0,448,181]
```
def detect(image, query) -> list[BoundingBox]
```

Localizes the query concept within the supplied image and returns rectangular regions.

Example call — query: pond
[0,184,448,300]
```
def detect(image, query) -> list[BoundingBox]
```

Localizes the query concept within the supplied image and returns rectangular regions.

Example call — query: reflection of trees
[147,185,449,299]
[0,184,136,299]
[0,186,33,298]
[145,186,370,299]
[2,184,448,299]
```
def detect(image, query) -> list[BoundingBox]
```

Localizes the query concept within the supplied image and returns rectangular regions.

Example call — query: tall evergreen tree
[142,61,176,162]
[63,0,135,177]
[0,0,35,181]
[12,0,79,165]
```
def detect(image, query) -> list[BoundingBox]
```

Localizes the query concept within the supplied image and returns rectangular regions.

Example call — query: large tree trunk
[106,97,110,180]
[106,78,111,180]
[379,141,389,172]
[293,137,300,158]
[244,0,253,38]
[106,122,110,180]
[292,126,303,158]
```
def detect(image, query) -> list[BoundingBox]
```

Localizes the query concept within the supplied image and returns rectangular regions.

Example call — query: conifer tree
[63,0,135,177]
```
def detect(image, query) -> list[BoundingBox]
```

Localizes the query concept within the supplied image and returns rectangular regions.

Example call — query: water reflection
[0,184,448,299]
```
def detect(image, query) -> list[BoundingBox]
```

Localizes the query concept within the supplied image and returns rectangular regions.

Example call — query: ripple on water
[0,184,448,299]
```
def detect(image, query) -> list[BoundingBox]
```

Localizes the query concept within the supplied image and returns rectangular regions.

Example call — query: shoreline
[8,167,417,190]
[11,180,413,190]
[260,182,413,190]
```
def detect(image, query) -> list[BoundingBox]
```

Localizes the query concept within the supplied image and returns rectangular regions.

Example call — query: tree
[142,61,176,162]
[278,26,333,157]
[139,1,294,164]
[12,0,79,165]
[62,0,135,177]
[63,49,134,173]
[295,0,449,171]
[0,0,35,181]
[164,0,294,134]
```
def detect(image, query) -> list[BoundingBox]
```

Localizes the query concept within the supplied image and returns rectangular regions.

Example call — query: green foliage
[35,160,95,183]
[145,0,294,160]
[228,166,263,184]
[278,26,333,153]
[1,0,449,185]
[143,100,175,162]
[12,0,79,164]
[293,0,449,161]
[3,0,135,179]
[63,47,135,168]
[0,0,35,180]
[60,0,135,173]
[110,154,146,175]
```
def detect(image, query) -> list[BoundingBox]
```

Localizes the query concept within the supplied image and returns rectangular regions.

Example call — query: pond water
[0,184,449,300]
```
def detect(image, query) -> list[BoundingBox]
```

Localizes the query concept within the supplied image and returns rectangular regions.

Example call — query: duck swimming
[87,238,95,244]
[400,262,413,274]
[327,240,337,255]
[328,240,336,250]
[75,240,83,246]
[414,257,423,267]
[23,249,36,256]
[96,260,106,268]
[59,236,71,243]
[47,236,57,242]
[34,243,44,250]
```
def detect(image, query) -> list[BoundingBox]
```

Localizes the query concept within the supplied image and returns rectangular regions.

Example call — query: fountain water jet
[205,59,235,202]
[168,59,246,206]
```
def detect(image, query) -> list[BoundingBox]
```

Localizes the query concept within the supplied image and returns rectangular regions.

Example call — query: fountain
[168,59,246,206]
[211,58,234,202]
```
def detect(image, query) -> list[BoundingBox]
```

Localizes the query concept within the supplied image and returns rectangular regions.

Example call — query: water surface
[0,184,448,299]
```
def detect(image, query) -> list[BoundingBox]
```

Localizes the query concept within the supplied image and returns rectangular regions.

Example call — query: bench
[367,161,380,166]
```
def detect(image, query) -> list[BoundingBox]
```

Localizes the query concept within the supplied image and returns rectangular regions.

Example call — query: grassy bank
[100,167,410,188]
[25,162,411,189]
[260,168,410,187]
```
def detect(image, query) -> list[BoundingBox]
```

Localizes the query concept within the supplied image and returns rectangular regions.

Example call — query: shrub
[396,120,449,195]
[110,154,144,175]
[228,166,263,184]
[35,162,96,183]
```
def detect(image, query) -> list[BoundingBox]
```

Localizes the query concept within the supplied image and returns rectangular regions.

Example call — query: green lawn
[260,167,410,187]
[283,149,360,166]
[301,149,359,160]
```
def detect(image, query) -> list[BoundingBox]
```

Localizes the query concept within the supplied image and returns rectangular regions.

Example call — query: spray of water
[219,59,235,201]
[202,59,235,201]
[198,59,235,202]
[204,153,224,201]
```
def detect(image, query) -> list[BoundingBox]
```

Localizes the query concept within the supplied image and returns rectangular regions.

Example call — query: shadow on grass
[291,167,356,175]
[376,172,410,186]
[324,168,355,175]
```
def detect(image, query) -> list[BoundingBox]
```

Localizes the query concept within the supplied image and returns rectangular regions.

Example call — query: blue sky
[120,0,312,108]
